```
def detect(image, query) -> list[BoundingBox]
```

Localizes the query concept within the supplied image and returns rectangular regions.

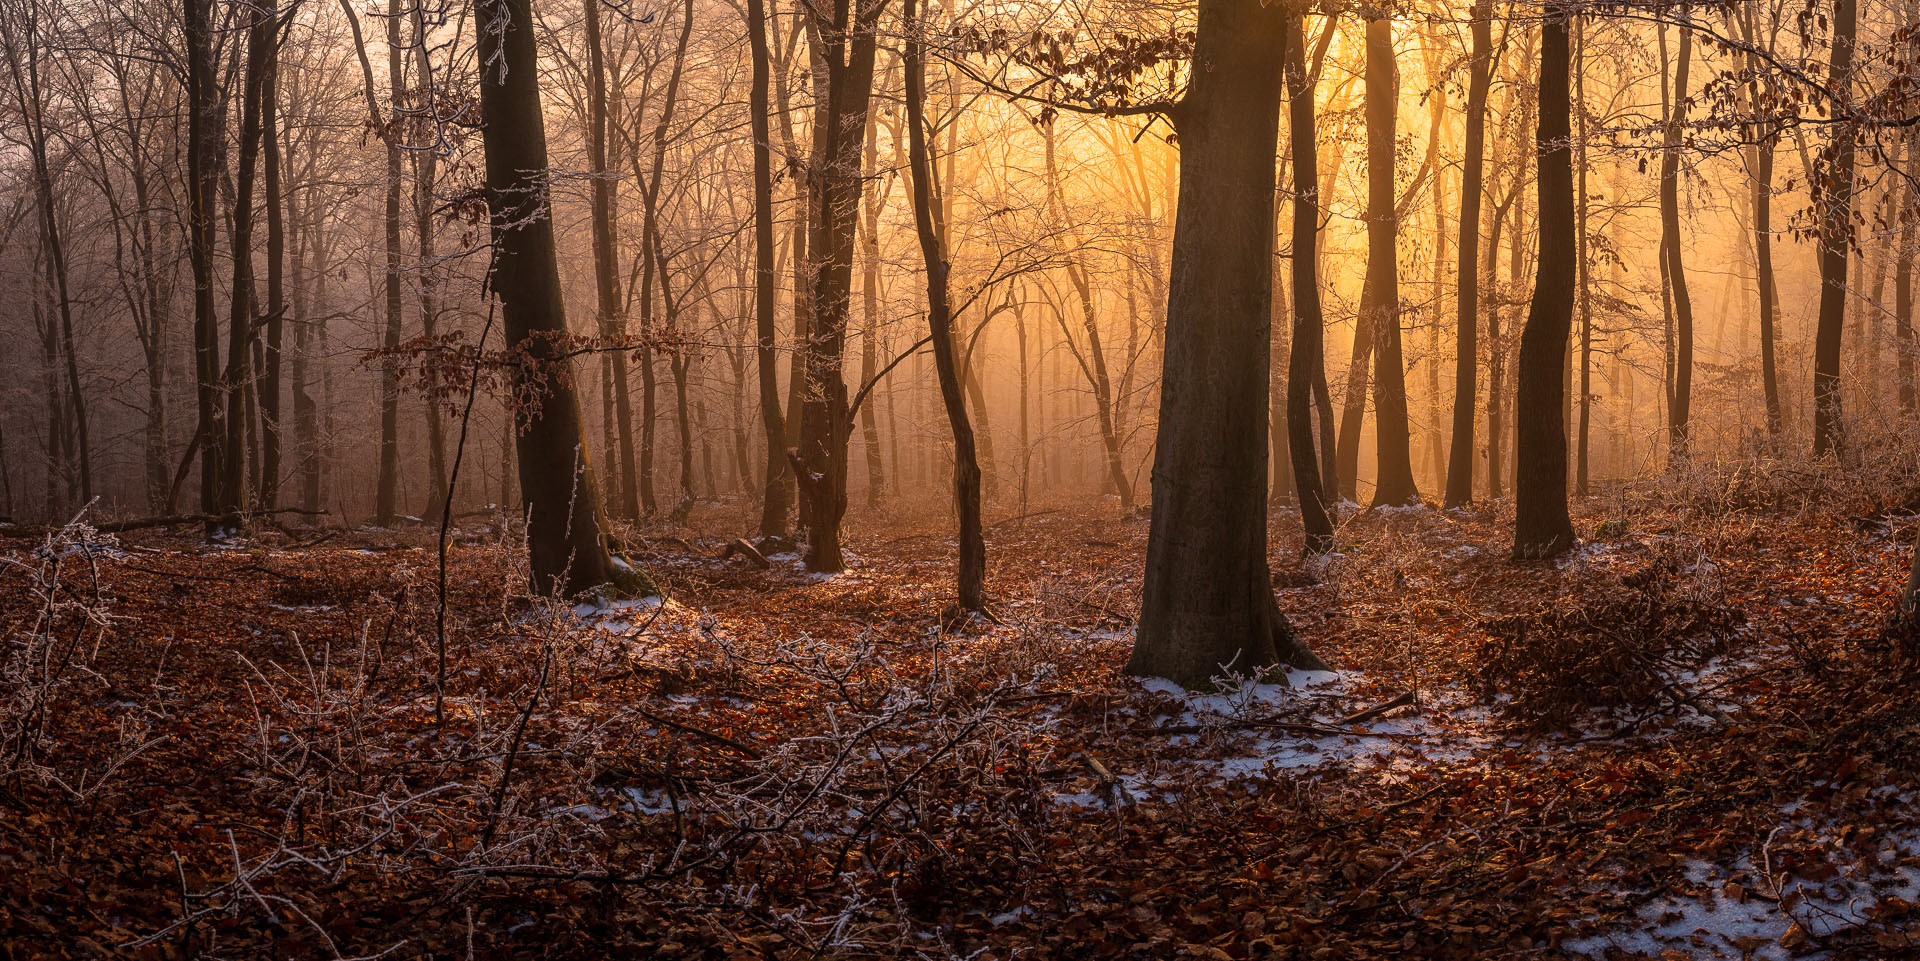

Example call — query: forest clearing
[6,0,1920,955]
[4,480,1918,959]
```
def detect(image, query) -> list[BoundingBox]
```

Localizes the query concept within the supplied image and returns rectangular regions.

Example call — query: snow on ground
[1566,807,1920,959]
[1053,671,1496,809]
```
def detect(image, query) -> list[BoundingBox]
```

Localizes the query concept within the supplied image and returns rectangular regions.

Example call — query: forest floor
[3,475,1919,960]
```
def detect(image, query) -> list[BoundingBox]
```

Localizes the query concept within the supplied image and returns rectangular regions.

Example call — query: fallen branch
[1337,691,1416,726]
[633,706,765,758]
[721,538,772,569]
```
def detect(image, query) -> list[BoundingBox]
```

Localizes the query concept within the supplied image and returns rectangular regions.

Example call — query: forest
[2,0,1919,956]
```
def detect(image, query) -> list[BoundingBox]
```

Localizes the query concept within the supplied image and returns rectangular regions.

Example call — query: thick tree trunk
[1284,9,1335,554]
[794,0,883,573]
[476,0,617,596]
[1131,0,1325,686]
[1365,16,1420,508]
[1512,3,1577,559]
[1814,0,1857,457]
[904,0,985,612]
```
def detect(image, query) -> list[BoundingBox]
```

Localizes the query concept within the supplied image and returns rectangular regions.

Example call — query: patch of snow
[572,595,666,619]
[1566,820,1920,960]
[989,906,1034,926]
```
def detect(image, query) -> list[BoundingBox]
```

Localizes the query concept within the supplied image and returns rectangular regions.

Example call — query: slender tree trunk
[1131,0,1325,686]
[904,0,984,612]
[1660,25,1694,465]
[746,0,790,540]
[858,92,890,508]
[371,0,406,523]
[1,7,92,509]
[220,10,276,517]
[1512,2,1577,558]
[1574,19,1591,497]
[1899,134,1917,413]
[1285,9,1335,553]
[1366,16,1420,507]
[261,26,285,509]
[476,0,619,595]
[412,3,448,518]
[583,0,638,520]
[1043,126,1135,509]
[1335,284,1373,503]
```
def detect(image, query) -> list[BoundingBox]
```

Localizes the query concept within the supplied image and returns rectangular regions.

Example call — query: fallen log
[0,508,329,537]
[721,537,772,569]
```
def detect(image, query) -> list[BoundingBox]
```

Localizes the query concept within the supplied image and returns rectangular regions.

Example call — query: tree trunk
[1043,126,1135,509]
[1660,25,1694,465]
[1131,0,1325,686]
[1899,134,1917,413]
[1365,16,1420,508]
[1512,2,1577,559]
[1814,0,1857,457]
[1285,9,1335,554]
[1448,4,1489,508]
[220,10,276,517]
[476,0,618,596]
[1574,19,1591,497]
[794,0,884,573]
[583,0,638,520]
[185,0,223,516]
[1,4,92,510]
[904,0,985,613]
[371,0,406,523]
[261,26,285,510]
[1335,284,1373,503]
[745,0,790,540]
[411,3,449,519]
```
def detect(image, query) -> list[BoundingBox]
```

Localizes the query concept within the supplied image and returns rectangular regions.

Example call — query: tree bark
[745,0,791,540]
[1285,9,1335,554]
[1131,0,1325,686]
[374,0,406,523]
[583,0,638,520]
[1512,2,1577,559]
[794,0,884,573]
[904,0,985,613]
[1814,0,1857,457]
[1660,24,1694,465]
[262,24,285,510]
[476,0,618,596]
[1365,15,1420,507]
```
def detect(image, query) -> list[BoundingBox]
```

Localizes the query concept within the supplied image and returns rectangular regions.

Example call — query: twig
[478,647,550,852]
